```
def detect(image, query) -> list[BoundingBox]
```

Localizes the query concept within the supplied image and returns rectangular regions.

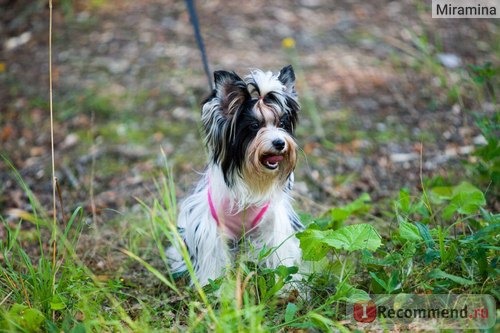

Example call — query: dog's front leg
[254,205,302,270]
[183,212,233,286]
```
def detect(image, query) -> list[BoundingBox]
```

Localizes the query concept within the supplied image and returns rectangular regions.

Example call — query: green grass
[1,12,498,331]
[1,137,499,332]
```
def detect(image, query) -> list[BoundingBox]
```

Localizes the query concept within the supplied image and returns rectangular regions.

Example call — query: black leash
[185,0,213,91]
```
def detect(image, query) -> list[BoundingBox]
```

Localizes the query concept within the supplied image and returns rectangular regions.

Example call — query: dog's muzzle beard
[260,137,288,170]
[242,131,297,196]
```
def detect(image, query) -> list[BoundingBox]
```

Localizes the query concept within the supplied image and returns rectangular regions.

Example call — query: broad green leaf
[321,224,382,252]
[274,265,298,280]
[428,268,475,286]
[330,208,351,223]
[330,193,371,223]
[451,182,486,214]
[330,281,352,301]
[442,204,459,220]
[442,182,486,219]
[6,304,45,332]
[399,220,422,241]
[50,294,67,311]
[346,287,370,303]
[430,186,453,200]
[296,228,330,261]
[332,282,370,303]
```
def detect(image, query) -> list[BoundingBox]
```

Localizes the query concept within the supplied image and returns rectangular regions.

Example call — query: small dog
[167,65,303,286]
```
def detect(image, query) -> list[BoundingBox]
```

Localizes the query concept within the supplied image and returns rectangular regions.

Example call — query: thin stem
[48,1,58,318]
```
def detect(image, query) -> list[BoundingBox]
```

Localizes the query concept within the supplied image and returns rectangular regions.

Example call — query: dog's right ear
[213,71,250,116]
[278,65,297,97]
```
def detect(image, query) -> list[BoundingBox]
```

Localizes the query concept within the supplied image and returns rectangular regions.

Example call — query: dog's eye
[278,116,289,128]
[250,122,260,130]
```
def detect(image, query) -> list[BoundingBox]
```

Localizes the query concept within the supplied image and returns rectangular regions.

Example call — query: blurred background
[1,0,498,220]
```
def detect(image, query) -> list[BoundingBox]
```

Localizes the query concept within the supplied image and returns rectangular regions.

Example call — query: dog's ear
[213,71,249,116]
[278,65,296,96]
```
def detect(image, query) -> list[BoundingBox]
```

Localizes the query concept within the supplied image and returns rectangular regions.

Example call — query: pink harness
[208,188,269,239]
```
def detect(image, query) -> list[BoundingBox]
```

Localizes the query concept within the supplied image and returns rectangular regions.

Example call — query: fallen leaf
[1,125,14,141]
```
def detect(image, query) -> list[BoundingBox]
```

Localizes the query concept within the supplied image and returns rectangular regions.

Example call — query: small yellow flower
[0,62,5,73]
[282,37,296,49]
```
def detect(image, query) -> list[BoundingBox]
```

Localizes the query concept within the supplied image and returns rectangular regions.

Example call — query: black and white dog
[167,65,303,286]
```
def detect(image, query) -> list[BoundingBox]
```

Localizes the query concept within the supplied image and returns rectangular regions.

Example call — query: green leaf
[69,323,87,333]
[442,204,458,220]
[369,270,401,293]
[330,193,371,224]
[361,250,403,267]
[333,281,370,302]
[322,224,382,252]
[428,268,475,286]
[265,278,285,300]
[274,265,298,280]
[479,208,500,224]
[399,220,422,241]
[346,287,370,303]
[6,304,45,332]
[257,276,267,299]
[50,294,67,311]
[414,222,440,262]
[296,227,331,261]
[285,302,298,322]
[330,281,352,301]
[387,271,402,292]
[443,182,486,219]
[369,272,388,290]
[397,188,411,213]
[414,222,435,249]
[330,208,351,224]
[452,182,486,213]
[431,186,453,200]
[469,220,500,241]
[258,245,273,260]
[288,321,316,329]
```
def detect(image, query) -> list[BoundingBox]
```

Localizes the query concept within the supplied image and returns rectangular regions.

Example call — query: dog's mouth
[261,154,284,170]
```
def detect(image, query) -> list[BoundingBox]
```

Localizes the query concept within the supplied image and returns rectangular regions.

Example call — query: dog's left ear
[213,70,250,117]
[278,65,296,96]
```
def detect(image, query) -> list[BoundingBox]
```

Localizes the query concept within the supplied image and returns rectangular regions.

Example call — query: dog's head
[201,65,299,194]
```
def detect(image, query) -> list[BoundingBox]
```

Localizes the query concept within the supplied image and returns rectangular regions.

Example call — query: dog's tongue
[263,155,284,164]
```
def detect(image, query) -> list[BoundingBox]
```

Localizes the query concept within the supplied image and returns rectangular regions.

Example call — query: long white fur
[166,169,301,286]
[167,67,302,286]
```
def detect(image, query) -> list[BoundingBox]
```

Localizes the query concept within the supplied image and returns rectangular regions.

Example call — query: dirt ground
[1,0,498,223]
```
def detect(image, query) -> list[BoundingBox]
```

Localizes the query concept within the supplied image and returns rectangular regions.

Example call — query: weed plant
[1,145,498,332]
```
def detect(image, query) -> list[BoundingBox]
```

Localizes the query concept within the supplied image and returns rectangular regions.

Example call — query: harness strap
[207,187,219,224]
[207,188,269,230]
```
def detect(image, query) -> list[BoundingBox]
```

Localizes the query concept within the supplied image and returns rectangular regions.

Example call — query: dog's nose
[272,139,286,151]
